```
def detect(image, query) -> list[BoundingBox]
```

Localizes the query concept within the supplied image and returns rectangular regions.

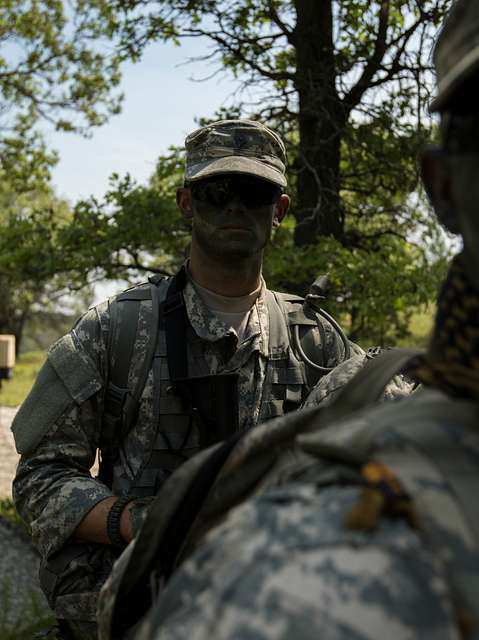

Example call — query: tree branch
[343,0,390,111]
[265,1,295,43]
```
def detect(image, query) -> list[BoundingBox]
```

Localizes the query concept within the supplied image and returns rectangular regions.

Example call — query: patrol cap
[184,119,287,187]
[431,0,479,113]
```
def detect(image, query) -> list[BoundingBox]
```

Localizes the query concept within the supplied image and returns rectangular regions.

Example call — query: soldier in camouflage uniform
[11,120,356,639]
[97,2,479,638]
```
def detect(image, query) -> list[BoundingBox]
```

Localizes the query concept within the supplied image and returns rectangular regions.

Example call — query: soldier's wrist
[107,496,135,548]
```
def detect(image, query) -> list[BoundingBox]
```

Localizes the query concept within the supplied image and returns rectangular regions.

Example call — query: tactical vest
[100,270,334,498]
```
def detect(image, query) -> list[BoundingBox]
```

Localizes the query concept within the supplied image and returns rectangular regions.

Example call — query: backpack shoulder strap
[100,280,164,483]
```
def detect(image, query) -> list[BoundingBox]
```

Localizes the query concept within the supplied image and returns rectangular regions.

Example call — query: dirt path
[0,406,18,498]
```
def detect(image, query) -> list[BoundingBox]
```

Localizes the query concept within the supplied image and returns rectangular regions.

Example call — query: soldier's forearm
[74,496,134,545]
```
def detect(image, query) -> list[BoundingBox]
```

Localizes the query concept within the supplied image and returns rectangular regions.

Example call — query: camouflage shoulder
[12,309,106,456]
[303,351,414,409]
[130,480,457,640]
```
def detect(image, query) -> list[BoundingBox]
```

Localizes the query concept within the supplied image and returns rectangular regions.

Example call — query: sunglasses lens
[240,180,279,207]
[191,177,280,208]
[190,180,232,207]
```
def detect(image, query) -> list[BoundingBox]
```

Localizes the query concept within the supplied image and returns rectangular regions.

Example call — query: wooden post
[0,335,16,387]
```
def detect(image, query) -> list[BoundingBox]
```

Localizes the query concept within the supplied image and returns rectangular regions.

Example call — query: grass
[0,498,29,533]
[0,351,45,407]
[397,306,435,350]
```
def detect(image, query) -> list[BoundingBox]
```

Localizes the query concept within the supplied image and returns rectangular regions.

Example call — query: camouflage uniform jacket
[113,387,479,640]
[12,275,350,561]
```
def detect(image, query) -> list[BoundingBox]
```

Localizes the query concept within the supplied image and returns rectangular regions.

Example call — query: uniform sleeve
[140,484,459,640]
[12,303,113,559]
[303,353,414,408]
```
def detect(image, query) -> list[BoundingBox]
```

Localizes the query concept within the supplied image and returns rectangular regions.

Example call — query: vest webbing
[101,276,319,480]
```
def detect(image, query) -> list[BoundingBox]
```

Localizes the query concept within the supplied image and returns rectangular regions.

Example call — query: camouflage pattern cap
[184,119,287,187]
[431,0,479,112]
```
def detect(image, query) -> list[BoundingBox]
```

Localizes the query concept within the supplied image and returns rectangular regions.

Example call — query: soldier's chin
[220,242,258,260]
[208,237,260,261]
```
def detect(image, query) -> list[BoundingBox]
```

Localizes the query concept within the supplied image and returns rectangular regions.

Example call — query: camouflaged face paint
[443,112,479,153]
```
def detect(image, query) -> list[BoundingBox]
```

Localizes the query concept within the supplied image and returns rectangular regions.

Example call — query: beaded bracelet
[107,496,136,549]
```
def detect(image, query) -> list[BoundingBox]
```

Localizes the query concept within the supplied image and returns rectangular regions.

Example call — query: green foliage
[0,0,123,135]
[0,1,453,344]
[0,498,28,532]
[0,180,75,346]
[61,148,190,281]
[397,307,435,349]
[0,351,45,407]
[0,0,130,198]
[264,217,447,345]
[21,311,76,353]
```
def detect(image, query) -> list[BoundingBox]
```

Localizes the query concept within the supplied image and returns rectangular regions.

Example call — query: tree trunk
[293,0,346,246]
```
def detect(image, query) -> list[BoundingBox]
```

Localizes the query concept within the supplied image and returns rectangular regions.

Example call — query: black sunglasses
[190,176,281,209]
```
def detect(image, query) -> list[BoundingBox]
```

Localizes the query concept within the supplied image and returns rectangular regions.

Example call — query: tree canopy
[0,0,123,134]
[0,1,454,347]
[105,0,451,246]
[62,0,450,344]
[0,180,73,349]
[0,0,128,347]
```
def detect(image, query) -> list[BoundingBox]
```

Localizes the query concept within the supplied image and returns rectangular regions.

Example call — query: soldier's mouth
[219,225,252,232]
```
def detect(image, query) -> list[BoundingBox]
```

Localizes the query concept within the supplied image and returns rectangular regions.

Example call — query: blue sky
[45,38,238,204]
[43,37,239,303]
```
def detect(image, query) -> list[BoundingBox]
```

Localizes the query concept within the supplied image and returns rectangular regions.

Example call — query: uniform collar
[182,265,269,357]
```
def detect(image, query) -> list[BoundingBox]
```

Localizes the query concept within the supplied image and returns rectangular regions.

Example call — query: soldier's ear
[273,194,290,227]
[420,147,460,234]
[177,187,194,220]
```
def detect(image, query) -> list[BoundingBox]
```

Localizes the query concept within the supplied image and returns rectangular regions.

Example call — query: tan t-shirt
[190,277,262,344]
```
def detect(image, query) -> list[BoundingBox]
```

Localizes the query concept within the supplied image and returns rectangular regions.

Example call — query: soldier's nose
[225,197,246,213]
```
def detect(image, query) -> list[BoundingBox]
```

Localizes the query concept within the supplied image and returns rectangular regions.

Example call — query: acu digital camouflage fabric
[12,269,351,634]
[430,0,479,112]
[303,350,415,409]
[121,386,479,640]
[185,119,287,187]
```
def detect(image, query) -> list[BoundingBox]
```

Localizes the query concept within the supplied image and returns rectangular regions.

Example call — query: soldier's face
[448,153,479,283]
[177,175,289,261]
[422,139,479,288]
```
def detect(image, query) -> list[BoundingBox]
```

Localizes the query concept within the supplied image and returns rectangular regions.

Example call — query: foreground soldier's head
[422,0,479,288]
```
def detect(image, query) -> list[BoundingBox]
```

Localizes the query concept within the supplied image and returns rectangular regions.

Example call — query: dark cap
[431,0,479,112]
[184,119,287,187]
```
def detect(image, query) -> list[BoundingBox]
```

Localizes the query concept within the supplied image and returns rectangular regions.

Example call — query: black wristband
[107,496,135,549]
